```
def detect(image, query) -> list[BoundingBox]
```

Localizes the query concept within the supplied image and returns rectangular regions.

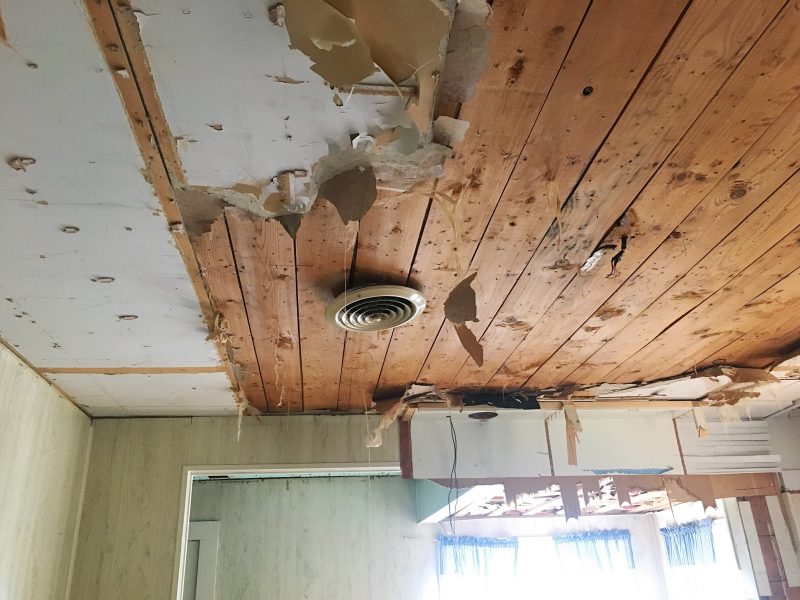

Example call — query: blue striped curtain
[660,519,716,566]
[553,529,635,570]
[437,535,518,576]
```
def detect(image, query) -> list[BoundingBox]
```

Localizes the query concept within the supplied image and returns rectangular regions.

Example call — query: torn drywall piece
[692,406,708,438]
[564,405,582,467]
[454,322,484,367]
[433,116,470,148]
[318,0,452,134]
[437,0,491,104]
[276,213,303,239]
[665,475,716,510]
[701,366,778,384]
[444,272,478,323]
[366,399,406,447]
[173,187,226,238]
[282,0,376,87]
[7,156,36,171]
[317,165,377,224]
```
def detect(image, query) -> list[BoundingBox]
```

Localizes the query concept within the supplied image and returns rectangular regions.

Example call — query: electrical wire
[446,415,459,536]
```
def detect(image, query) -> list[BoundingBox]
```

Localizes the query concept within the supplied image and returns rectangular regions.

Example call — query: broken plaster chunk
[268,3,285,27]
[7,156,36,172]
[317,165,377,224]
[444,272,479,324]
[432,116,470,148]
[282,0,375,87]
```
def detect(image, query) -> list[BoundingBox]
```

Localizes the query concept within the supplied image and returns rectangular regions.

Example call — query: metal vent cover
[324,285,426,332]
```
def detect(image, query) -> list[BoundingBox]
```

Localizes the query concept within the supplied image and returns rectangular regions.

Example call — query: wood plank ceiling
[141,0,800,412]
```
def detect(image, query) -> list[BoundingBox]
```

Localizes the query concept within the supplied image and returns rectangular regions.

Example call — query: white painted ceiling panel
[49,372,236,417]
[133,0,409,188]
[0,0,219,369]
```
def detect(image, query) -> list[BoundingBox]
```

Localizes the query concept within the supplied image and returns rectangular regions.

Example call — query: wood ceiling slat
[295,200,356,410]
[419,0,693,388]
[463,0,800,389]
[372,0,590,399]
[226,210,302,412]
[609,228,800,382]
[703,298,800,369]
[522,94,800,387]
[193,218,268,411]
[337,189,431,411]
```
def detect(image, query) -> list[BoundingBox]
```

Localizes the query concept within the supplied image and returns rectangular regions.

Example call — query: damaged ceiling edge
[82,0,241,403]
[86,0,492,411]
[170,0,486,236]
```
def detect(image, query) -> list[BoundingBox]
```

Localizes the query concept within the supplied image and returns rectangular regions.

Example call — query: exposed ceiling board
[49,372,236,417]
[0,1,218,371]
[132,0,410,190]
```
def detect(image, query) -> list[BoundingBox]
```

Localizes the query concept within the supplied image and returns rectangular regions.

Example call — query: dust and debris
[268,3,286,26]
[117,314,138,320]
[207,123,223,131]
[91,276,116,284]
[268,74,306,84]
[206,313,231,345]
[579,244,616,275]
[317,165,377,224]
[113,66,130,79]
[7,156,36,171]
[61,225,80,234]
[432,116,470,148]
[332,93,344,106]
[436,0,491,104]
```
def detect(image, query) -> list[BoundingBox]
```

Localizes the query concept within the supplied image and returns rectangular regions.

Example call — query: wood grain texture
[337,188,431,411]
[611,236,800,381]
[193,217,268,411]
[420,0,690,388]
[526,92,800,387]
[190,478,436,600]
[226,210,302,412]
[295,200,357,410]
[460,0,799,389]
[374,0,590,398]
[70,416,399,600]
[0,343,91,600]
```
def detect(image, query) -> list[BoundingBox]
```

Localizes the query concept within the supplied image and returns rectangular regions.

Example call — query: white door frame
[171,463,400,600]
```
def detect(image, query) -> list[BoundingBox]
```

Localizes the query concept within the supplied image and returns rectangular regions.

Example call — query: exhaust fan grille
[325,285,426,332]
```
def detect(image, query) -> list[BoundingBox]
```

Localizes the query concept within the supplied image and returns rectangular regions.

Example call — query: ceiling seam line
[482,0,791,391]
[336,230,359,412]
[222,213,271,412]
[373,196,434,397]
[291,239,305,412]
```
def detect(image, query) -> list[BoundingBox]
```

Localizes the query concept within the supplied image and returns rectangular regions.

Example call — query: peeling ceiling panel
[133,0,411,191]
[0,1,219,368]
[48,372,236,416]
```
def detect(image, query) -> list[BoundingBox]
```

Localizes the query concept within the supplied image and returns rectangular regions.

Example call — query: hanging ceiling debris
[5,0,800,416]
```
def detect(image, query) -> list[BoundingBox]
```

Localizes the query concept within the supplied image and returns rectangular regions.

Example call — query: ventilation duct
[325,285,426,332]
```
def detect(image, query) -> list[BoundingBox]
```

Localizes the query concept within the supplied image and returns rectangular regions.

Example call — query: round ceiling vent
[324,285,426,332]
